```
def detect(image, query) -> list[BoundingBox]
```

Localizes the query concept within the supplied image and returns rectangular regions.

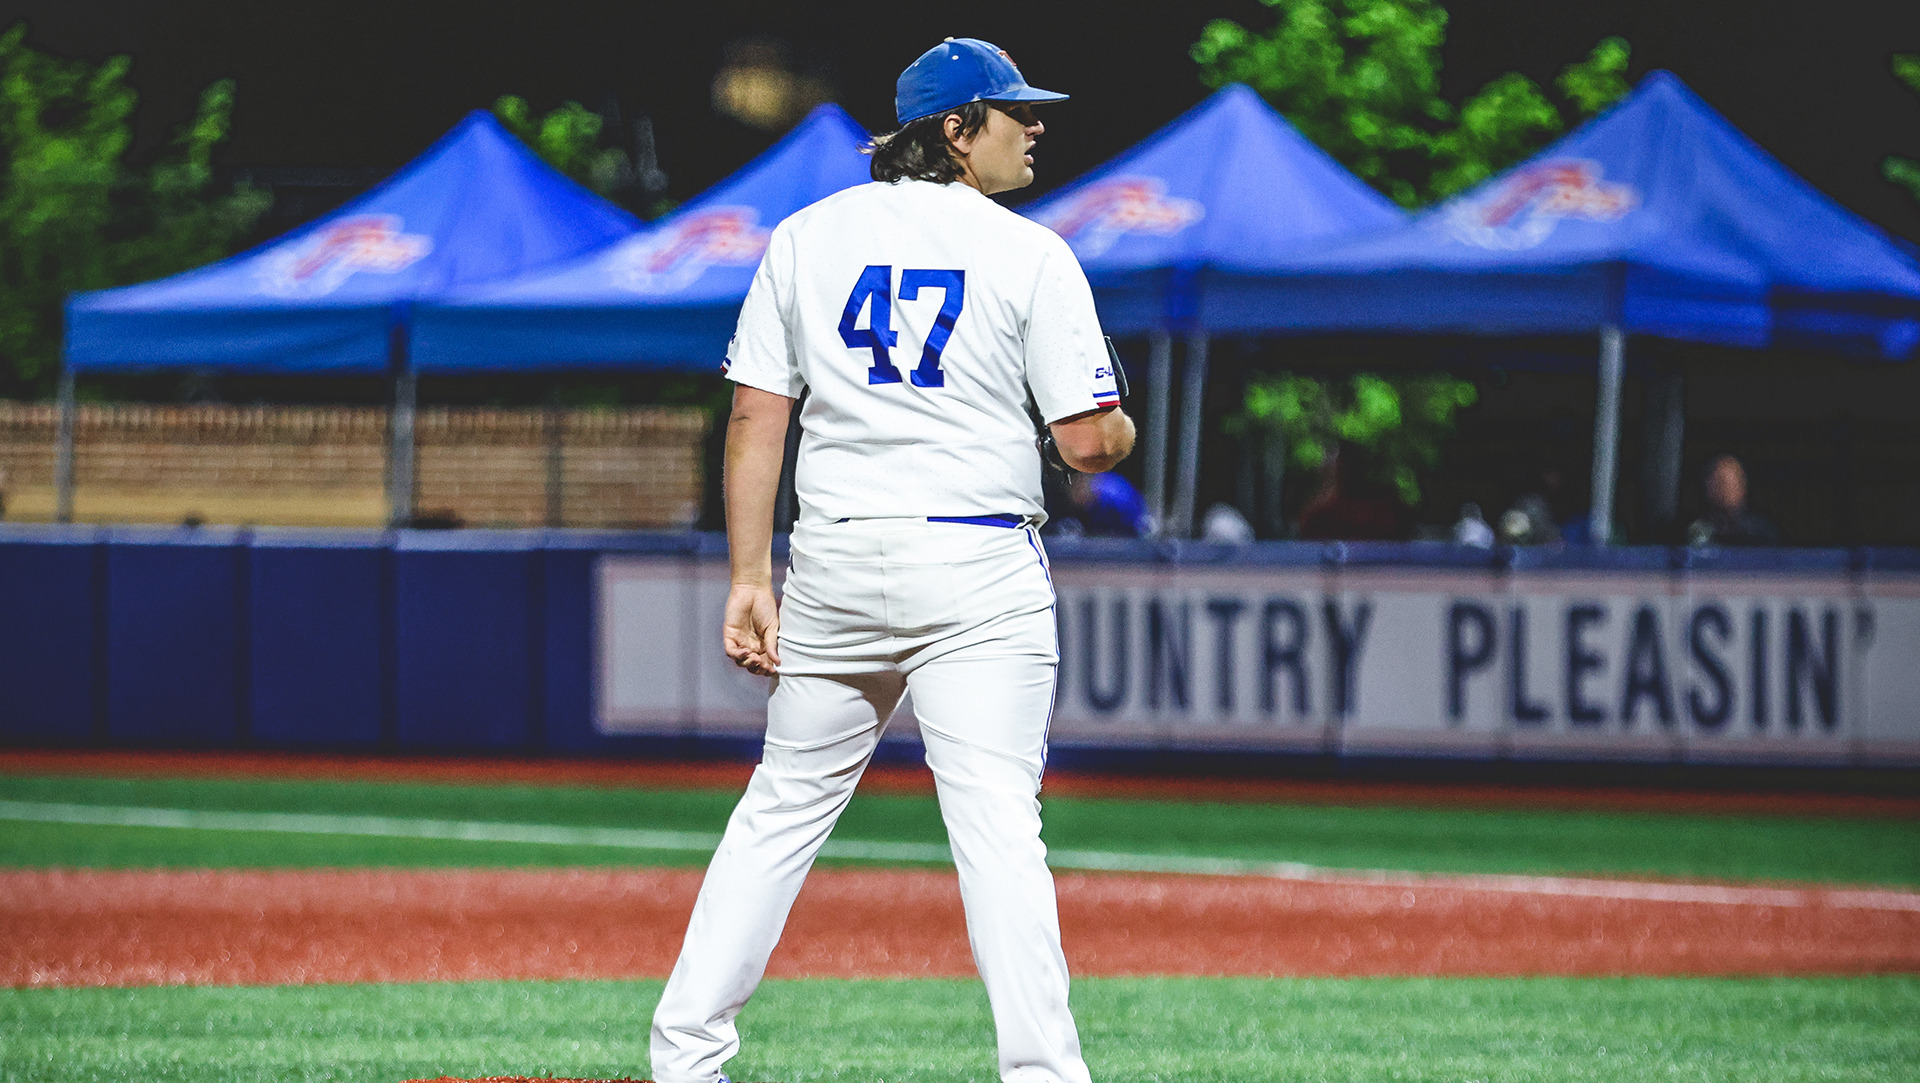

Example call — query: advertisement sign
[596,553,1918,765]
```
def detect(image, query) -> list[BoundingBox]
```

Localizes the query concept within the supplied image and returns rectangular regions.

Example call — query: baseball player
[650,37,1134,1083]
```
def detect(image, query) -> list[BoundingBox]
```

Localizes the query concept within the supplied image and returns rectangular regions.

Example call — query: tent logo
[611,208,770,294]
[1442,160,1638,249]
[1037,177,1204,258]
[256,215,433,297]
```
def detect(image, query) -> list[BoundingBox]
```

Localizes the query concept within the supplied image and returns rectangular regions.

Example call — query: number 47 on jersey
[838,265,966,388]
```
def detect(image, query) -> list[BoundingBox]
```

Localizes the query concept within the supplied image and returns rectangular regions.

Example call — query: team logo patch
[1034,177,1204,258]
[610,208,771,294]
[1091,365,1120,405]
[1439,159,1638,250]
[256,215,433,297]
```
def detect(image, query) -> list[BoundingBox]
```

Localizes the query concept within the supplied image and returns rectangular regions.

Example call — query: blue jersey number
[838,264,900,384]
[838,265,965,387]
[899,269,964,387]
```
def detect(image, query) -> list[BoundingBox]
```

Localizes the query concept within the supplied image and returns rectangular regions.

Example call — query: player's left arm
[723,384,793,676]
[1050,405,1135,474]
[1026,236,1136,474]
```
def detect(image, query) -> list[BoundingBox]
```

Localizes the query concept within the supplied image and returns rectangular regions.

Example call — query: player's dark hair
[867,101,991,184]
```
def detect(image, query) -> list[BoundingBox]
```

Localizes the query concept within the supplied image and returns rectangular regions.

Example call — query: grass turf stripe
[5,976,1919,1083]
[12,772,1916,887]
[5,798,1917,912]
[0,799,935,862]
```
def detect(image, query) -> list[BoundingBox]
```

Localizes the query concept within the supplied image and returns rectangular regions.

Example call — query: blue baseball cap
[895,38,1068,126]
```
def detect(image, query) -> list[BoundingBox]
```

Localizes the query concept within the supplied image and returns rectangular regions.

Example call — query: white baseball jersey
[723,178,1118,523]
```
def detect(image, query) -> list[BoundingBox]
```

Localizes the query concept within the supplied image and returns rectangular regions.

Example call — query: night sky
[6,0,1919,239]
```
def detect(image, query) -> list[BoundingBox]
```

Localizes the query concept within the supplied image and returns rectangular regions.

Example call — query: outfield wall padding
[247,532,390,750]
[394,535,542,753]
[0,525,1915,767]
[104,530,246,746]
[0,530,101,742]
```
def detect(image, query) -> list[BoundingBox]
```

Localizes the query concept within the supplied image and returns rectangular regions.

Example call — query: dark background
[6,0,1919,544]
[6,0,1919,240]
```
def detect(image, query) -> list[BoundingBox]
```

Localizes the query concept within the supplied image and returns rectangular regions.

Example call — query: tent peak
[794,102,874,145]
[423,108,522,154]
[1629,69,1703,108]
[801,101,863,124]
[1167,82,1276,126]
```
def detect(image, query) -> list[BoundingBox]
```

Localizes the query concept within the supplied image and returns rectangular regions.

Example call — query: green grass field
[3,767,1918,1082]
[4,976,1917,1083]
[4,771,1917,885]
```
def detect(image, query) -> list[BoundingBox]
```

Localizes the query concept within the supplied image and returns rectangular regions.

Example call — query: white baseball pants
[651,517,1090,1083]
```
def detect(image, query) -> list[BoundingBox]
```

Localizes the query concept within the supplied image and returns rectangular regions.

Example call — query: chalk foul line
[2,799,1915,912]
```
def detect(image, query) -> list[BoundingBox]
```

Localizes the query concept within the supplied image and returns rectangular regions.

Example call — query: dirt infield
[7,865,1918,988]
[6,748,1919,817]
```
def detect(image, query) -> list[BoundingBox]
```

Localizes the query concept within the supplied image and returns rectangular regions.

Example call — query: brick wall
[413,407,709,528]
[0,401,708,529]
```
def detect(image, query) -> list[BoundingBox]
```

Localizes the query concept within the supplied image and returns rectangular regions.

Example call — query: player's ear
[944,111,973,155]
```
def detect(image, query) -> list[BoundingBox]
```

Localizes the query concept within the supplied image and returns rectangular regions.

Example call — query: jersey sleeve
[1023,233,1119,424]
[723,224,806,399]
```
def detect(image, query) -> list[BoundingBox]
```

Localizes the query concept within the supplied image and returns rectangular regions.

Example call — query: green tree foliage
[0,24,268,391]
[493,95,633,198]
[1234,372,1477,505]
[1884,54,1920,208]
[1192,0,1630,206]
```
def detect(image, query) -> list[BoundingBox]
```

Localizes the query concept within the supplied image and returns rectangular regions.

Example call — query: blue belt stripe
[830,514,1023,527]
[927,513,1022,528]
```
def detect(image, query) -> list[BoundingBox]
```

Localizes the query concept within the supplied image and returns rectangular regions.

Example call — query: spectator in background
[1201,503,1254,543]
[1498,491,1561,546]
[1687,454,1780,547]
[1499,465,1612,545]
[1499,466,1566,545]
[1051,471,1153,538]
[1295,442,1407,540]
[1452,502,1495,547]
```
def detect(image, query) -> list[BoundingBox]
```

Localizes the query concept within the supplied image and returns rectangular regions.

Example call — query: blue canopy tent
[1018,84,1405,534]
[61,110,640,524]
[1220,71,1920,542]
[410,104,873,371]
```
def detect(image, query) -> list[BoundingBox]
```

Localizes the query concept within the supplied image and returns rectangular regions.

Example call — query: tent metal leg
[1262,427,1288,538]
[1143,330,1172,534]
[1589,325,1626,545]
[1171,332,1209,538]
[54,367,76,524]
[390,364,418,528]
[1642,362,1685,538]
[544,401,565,528]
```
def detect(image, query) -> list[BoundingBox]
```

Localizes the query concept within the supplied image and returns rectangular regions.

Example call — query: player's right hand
[723,583,782,677]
